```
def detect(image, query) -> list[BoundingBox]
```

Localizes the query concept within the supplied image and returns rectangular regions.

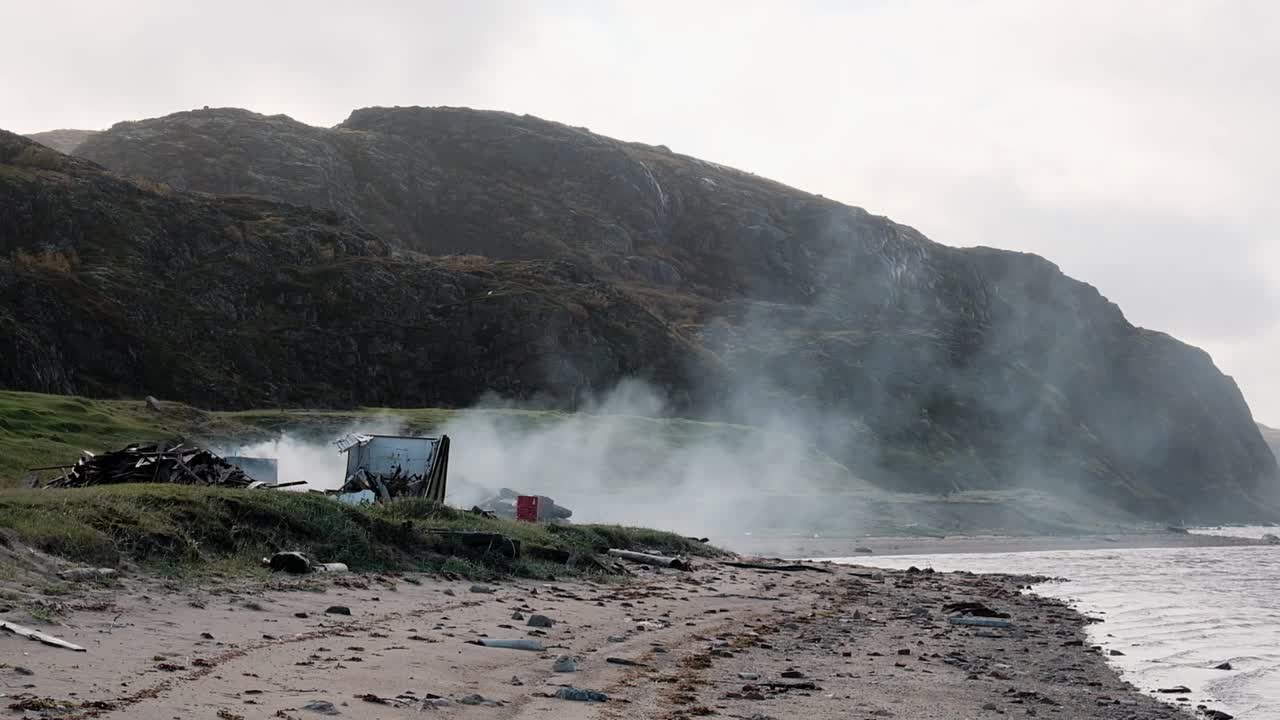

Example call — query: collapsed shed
[333,433,450,503]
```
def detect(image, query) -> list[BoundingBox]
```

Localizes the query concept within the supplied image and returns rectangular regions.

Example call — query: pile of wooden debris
[40,441,258,489]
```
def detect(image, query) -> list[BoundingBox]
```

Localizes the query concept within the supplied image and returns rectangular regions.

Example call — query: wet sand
[723,530,1270,560]
[0,558,1191,719]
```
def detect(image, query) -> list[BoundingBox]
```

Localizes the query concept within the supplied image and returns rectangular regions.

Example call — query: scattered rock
[510,676,524,686]
[1214,662,1233,670]
[295,612,309,619]
[527,614,555,628]
[1157,686,1191,694]
[1204,710,1234,720]
[511,611,525,620]
[607,635,626,643]
[443,589,457,597]
[555,687,608,702]
[738,672,760,681]
[267,552,313,574]
[470,584,495,594]
[1108,649,1125,656]
[12,666,33,676]
[552,655,577,672]
[325,606,352,616]
[780,670,806,679]
[302,700,340,715]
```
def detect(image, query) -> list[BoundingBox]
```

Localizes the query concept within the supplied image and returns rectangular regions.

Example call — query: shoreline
[0,556,1189,719]
[720,530,1270,559]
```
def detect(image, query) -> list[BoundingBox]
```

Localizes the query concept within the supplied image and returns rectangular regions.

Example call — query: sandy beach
[1,555,1192,720]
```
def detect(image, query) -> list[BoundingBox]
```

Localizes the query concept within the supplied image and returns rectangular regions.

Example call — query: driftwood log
[607,549,691,571]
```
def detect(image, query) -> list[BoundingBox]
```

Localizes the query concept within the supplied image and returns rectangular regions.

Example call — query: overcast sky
[4,0,1278,423]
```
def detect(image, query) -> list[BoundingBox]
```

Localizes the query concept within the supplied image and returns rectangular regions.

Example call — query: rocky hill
[0,132,709,413]
[25,128,98,154]
[4,107,1277,522]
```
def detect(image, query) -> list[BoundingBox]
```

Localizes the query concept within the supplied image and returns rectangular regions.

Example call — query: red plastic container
[515,495,540,522]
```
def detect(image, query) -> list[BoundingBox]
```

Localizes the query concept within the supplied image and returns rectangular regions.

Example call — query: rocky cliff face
[1261,424,1280,462]
[0,132,710,413]
[6,106,1277,521]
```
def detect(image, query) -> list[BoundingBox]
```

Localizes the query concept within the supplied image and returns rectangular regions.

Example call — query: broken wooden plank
[1,620,87,651]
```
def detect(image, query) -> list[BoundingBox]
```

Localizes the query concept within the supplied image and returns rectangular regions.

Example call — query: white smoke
[218,414,407,491]
[215,380,871,538]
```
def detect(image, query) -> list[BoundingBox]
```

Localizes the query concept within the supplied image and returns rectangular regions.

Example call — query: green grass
[0,391,270,487]
[0,484,724,580]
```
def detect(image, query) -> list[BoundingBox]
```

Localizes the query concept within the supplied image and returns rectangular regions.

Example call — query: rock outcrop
[4,106,1277,522]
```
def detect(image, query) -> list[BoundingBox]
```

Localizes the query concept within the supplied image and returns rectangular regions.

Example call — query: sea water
[829,529,1280,719]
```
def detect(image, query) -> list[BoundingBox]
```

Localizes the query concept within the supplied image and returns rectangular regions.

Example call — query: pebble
[607,635,625,642]
[552,655,577,672]
[511,611,525,620]
[527,614,555,628]
[470,584,495,594]
[324,606,351,616]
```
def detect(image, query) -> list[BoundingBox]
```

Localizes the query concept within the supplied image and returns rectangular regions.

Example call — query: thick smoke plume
[221,380,867,539]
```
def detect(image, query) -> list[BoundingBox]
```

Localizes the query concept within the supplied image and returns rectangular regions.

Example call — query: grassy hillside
[1,390,735,582]
[0,484,722,579]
